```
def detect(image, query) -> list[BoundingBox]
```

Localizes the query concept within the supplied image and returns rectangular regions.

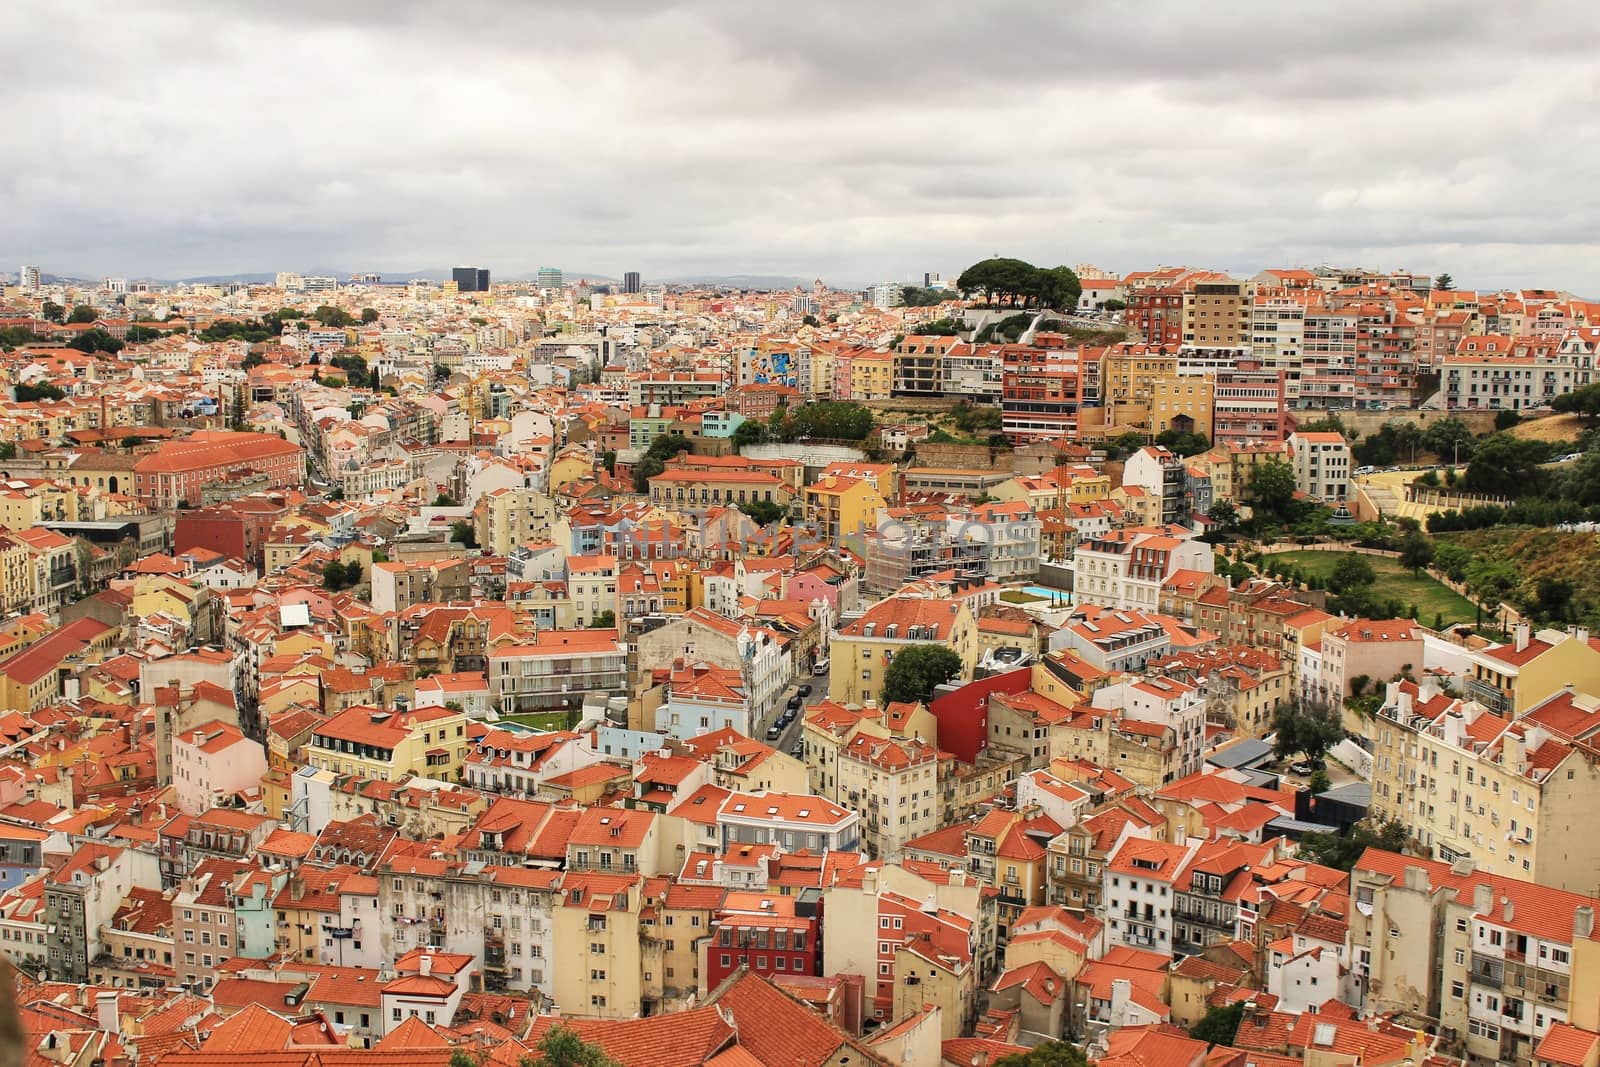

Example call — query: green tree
[899,286,945,308]
[1155,429,1210,457]
[881,644,964,705]
[631,433,693,492]
[0,443,15,461]
[1035,264,1082,311]
[1421,416,1476,463]
[1552,383,1600,418]
[433,364,451,382]
[1270,700,1343,763]
[739,499,786,526]
[450,521,477,549]
[1494,408,1521,431]
[518,1024,622,1067]
[1248,459,1297,516]
[601,450,616,476]
[1463,433,1545,497]
[67,329,124,354]
[731,419,767,449]
[1433,541,1471,582]
[1536,577,1575,623]
[314,304,355,328]
[0,326,42,349]
[1297,818,1410,872]
[1189,1002,1245,1048]
[1207,499,1239,532]
[1293,412,1349,437]
[40,301,65,323]
[590,609,616,629]
[1103,298,1126,312]
[1434,272,1454,291]
[360,307,379,324]
[14,382,66,403]
[1329,552,1377,594]
[66,305,98,324]
[1308,768,1333,794]
[321,560,348,589]
[125,324,163,343]
[433,492,459,507]
[1398,529,1434,575]
[993,1041,1089,1067]
[1106,431,1149,460]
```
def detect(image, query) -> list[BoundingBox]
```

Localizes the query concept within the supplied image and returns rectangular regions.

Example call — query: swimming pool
[1019,585,1071,602]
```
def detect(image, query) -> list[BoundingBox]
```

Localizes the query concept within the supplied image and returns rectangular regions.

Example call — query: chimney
[1109,977,1131,1025]
[1515,622,1530,653]
[96,992,118,1035]
[1474,882,1493,916]
[1576,906,1594,941]
[419,953,432,977]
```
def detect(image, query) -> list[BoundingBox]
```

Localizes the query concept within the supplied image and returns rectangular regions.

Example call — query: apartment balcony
[1465,677,1512,714]
[1471,953,1504,987]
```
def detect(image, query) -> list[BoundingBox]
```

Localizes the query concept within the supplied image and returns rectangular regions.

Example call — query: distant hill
[661,274,817,291]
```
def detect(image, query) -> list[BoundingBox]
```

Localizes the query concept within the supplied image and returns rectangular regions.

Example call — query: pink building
[1316,618,1422,700]
[171,720,268,815]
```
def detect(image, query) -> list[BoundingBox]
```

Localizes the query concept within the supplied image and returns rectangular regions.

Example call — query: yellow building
[547,448,594,495]
[1464,624,1600,716]
[305,703,469,782]
[850,353,894,400]
[480,487,561,556]
[1181,279,1251,348]
[893,937,976,1040]
[0,534,37,615]
[1147,374,1214,438]
[1371,679,1600,892]
[803,475,888,545]
[828,595,978,707]
[551,872,660,1019]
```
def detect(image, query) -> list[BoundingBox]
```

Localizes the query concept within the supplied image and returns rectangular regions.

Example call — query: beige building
[1371,680,1600,892]
[550,872,662,1019]
[827,595,977,707]
[1353,848,1600,1067]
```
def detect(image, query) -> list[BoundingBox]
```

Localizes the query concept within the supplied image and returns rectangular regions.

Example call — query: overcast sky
[6,1,1600,292]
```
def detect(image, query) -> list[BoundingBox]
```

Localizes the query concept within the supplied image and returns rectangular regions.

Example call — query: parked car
[813,658,830,676]
[787,694,803,710]
[766,724,783,741]
[797,683,813,697]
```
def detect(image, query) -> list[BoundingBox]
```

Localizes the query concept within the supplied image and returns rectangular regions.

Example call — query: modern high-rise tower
[623,271,641,294]
[538,267,562,291]
[19,265,40,291]
[451,266,490,293]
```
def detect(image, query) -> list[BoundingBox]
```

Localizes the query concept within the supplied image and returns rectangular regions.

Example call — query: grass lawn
[1000,590,1044,604]
[1270,550,1480,626]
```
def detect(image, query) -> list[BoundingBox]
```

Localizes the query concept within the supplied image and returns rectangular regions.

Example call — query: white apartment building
[1287,431,1350,503]
[1102,838,1199,953]
[717,791,862,855]
[1442,333,1594,412]
[1090,676,1206,781]
[1071,529,1213,615]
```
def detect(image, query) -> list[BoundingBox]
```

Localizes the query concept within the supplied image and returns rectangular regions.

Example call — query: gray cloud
[4,0,1600,292]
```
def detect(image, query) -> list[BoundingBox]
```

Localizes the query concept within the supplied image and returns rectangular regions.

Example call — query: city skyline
[7,2,1600,292]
